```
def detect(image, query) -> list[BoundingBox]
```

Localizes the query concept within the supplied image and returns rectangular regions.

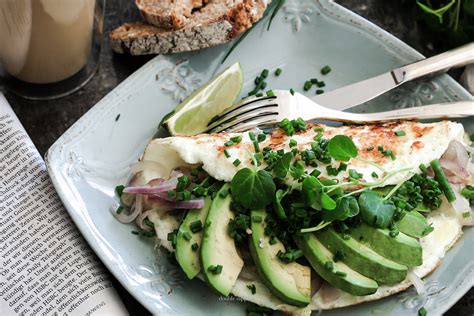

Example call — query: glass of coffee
[0,0,105,100]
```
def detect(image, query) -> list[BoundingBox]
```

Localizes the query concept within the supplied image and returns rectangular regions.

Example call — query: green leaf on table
[327,135,358,162]
[416,0,456,23]
[231,168,276,209]
[359,190,396,228]
[465,0,474,16]
[274,152,293,178]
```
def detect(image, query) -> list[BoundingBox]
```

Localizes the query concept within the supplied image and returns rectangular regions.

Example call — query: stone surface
[3,0,472,314]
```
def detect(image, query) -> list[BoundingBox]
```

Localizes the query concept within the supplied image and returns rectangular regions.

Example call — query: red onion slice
[136,209,156,231]
[439,140,470,183]
[124,177,178,194]
[175,199,205,209]
[112,195,143,224]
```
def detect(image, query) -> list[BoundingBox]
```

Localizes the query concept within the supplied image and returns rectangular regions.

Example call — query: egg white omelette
[130,121,473,315]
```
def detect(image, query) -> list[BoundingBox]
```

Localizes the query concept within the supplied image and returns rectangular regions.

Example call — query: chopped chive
[275,68,282,76]
[335,271,347,277]
[378,145,384,152]
[190,220,203,233]
[314,127,324,132]
[266,90,275,97]
[367,146,374,151]
[261,69,269,78]
[191,243,199,251]
[418,307,427,316]
[290,88,295,95]
[224,140,234,147]
[252,215,263,223]
[219,188,229,198]
[257,133,266,142]
[462,212,471,218]
[430,159,456,202]
[419,163,428,174]
[255,92,263,97]
[310,78,319,84]
[395,130,406,136]
[316,81,325,88]
[183,231,192,241]
[231,135,242,143]
[115,185,125,197]
[371,171,379,178]
[303,81,312,91]
[269,236,277,245]
[324,261,334,271]
[321,65,331,75]
[310,169,321,177]
[249,132,256,141]
[247,284,257,294]
[208,264,223,275]
[116,206,124,214]
[233,159,241,166]
[131,231,139,235]
[316,89,324,95]
[289,139,297,147]
[224,149,230,158]
[253,140,260,152]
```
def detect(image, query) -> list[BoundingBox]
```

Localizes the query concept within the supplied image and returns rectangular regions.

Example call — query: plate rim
[45,0,473,314]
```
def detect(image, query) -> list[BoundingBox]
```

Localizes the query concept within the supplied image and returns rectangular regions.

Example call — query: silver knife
[312,42,474,111]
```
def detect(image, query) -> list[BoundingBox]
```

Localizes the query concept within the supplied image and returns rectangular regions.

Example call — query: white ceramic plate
[46,1,474,315]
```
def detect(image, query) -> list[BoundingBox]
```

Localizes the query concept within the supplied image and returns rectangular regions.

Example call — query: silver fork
[205,90,474,133]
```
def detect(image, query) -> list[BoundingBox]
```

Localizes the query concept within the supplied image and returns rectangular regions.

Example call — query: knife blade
[311,71,400,111]
[311,43,474,111]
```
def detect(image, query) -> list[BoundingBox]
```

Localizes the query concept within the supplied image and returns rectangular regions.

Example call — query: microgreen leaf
[302,176,323,210]
[321,192,337,210]
[274,152,293,178]
[327,135,358,162]
[231,168,276,209]
[290,160,305,180]
[359,190,396,228]
[274,189,288,220]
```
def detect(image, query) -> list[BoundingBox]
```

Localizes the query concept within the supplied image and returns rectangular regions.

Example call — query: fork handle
[392,43,474,84]
[316,101,474,123]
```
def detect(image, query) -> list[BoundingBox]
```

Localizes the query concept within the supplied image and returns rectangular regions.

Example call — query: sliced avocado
[295,233,378,296]
[395,210,431,238]
[349,223,422,267]
[316,228,407,284]
[249,209,311,307]
[200,184,244,296]
[176,196,212,279]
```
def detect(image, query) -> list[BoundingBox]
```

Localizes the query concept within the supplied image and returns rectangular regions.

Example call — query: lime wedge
[165,62,243,135]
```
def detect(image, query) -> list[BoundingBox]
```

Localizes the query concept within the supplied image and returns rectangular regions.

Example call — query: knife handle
[392,43,474,84]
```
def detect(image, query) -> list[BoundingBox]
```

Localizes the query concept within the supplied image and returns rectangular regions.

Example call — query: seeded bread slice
[135,0,209,29]
[110,0,269,55]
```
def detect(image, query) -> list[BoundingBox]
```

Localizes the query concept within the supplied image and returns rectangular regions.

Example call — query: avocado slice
[176,196,212,279]
[349,223,422,267]
[200,184,244,296]
[316,228,407,284]
[295,233,378,296]
[249,209,311,307]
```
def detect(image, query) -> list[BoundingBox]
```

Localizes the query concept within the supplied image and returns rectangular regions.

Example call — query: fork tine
[212,113,279,134]
[206,110,278,133]
[206,96,277,130]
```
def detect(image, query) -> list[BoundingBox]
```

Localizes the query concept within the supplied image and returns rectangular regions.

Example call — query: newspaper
[0,93,128,315]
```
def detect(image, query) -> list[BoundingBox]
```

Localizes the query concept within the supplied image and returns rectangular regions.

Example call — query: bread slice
[135,0,208,29]
[110,0,269,55]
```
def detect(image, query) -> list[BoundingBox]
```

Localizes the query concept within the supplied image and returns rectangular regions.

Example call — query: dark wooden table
[4,0,473,314]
